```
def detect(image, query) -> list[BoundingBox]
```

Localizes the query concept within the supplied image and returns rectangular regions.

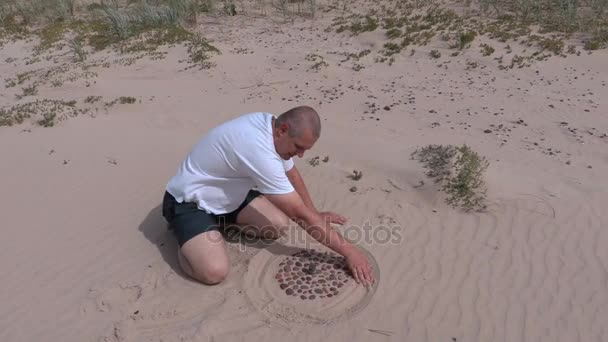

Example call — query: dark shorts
[162,190,262,247]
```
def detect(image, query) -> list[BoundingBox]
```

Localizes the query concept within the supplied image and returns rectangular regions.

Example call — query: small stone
[301,295,307,300]
[295,262,302,267]
[330,287,336,291]
[293,285,299,290]
[287,260,293,265]
[280,284,288,289]
[309,295,316,299]
[284,266,291,272]
[484,129,492,133]
[350,186,357,192]
[296,280,302,285]
[327,294,333,298]
[315,289,323,294]
[286,289,294,295]
[306,277,312,281]
[301,285,308,289]
[288,281,294,285]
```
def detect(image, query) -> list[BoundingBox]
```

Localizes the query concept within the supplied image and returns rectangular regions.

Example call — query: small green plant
[430,49,441,58]
[480,43,495,56]
[67,36,87,62]
[539,37,564,55]
[308,156,320,166]
[37,112,56,127]
[457,30,476,49]
[348,170,363,180]
[16,84,39,99]
[411,144,489,212]
[84,95,102,103]
[305,53,328,70]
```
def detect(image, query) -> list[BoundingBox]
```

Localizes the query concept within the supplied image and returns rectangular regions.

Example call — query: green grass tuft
[411,144,489,212]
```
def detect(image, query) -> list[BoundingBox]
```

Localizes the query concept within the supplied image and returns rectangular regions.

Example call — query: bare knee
[192,263,229,285]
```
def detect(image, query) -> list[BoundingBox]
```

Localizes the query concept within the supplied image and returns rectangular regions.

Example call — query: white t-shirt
[166,112,295,214]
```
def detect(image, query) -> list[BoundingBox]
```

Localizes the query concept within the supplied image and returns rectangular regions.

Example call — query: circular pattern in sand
[275,250,349,300]
[243,244,379,325]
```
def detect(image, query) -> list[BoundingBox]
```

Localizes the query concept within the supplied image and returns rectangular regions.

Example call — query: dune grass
[0,0,219,68]
[411,144,489,212]
[329,0,607,67]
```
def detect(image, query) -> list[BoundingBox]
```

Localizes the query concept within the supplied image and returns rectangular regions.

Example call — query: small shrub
[411,144,489,212]
[386,28,402,39]
[430,49,441,58]
[458,30,476,49]
[37,112,56,127]
[480,43,495,56]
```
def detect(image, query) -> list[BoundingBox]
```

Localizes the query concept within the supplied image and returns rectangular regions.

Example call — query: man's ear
[279,123,290,135]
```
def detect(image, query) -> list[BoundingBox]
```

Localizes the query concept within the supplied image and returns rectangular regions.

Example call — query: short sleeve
[241,154,294,194]
[282,158,294,172]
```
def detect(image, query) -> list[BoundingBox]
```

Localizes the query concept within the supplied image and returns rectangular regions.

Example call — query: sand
[1,1,607,341]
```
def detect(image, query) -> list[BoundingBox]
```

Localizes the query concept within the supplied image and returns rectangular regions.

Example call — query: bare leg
[234,195,291,239]
[178,230,229,285]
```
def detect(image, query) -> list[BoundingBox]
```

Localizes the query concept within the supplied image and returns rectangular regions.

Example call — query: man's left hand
[319,211,347,225]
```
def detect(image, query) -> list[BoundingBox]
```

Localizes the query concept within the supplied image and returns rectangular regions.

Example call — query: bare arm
[265,191,374,286]
[286,166,317,213]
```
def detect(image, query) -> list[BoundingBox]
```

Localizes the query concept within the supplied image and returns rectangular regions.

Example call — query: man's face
[274,123,317,160]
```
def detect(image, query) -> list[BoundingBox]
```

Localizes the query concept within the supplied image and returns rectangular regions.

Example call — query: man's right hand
[344,247,375,287]
[265,191,376,287]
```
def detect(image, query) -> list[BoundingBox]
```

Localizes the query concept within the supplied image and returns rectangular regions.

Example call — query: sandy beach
[1,1,607,341]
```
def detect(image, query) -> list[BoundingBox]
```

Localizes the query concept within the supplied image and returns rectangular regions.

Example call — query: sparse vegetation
[430,49,441,58]
[305,53,328,70]
[327,0,607,67]
[411,144,489,212]
[480,43,495,56]
[0,99,83,127]
[348,170,363,181]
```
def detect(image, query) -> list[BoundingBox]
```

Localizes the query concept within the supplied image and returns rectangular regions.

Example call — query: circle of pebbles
[275,249,350,300]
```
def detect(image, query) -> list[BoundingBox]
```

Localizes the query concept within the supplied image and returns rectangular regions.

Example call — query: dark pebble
[301,295,307,300]
[296,280,302,285]
[327,294,333,297]
[280,284,288,289]
[295,262,302,267]
[286,289,293,295]
[309,295,316,299]
[315,289,323,294]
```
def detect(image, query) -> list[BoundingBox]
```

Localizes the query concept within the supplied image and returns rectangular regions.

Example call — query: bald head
[275,106,321,138]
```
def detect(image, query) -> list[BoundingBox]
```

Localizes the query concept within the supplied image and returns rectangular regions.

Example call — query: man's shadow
[138,204,184,277]
[138,203,292,280]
